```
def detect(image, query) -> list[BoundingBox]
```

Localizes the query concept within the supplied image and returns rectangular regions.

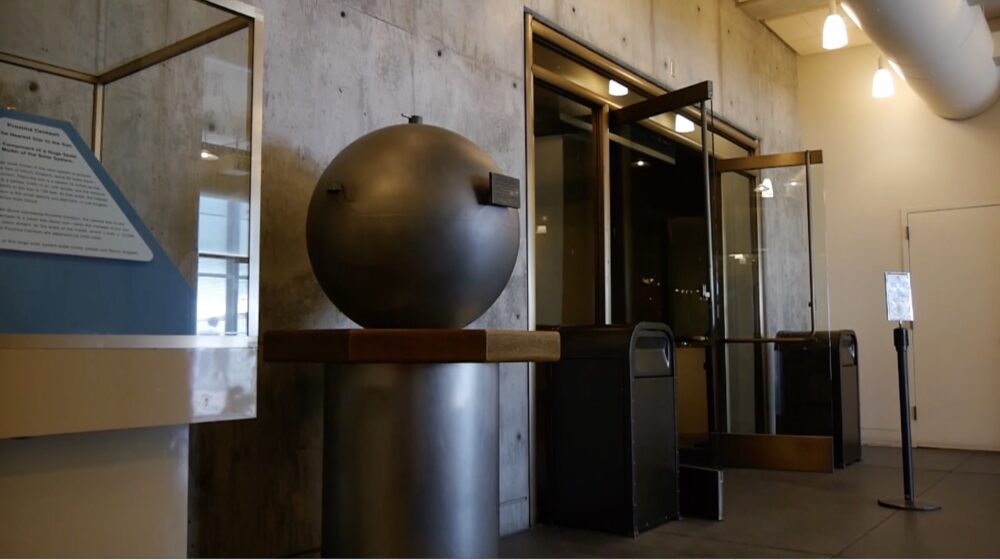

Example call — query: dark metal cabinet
[776,330,861,468]
[538,323,678,537]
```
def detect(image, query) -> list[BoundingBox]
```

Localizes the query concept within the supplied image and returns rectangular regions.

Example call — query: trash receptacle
[538,323,678,537]
[776,330,861,468]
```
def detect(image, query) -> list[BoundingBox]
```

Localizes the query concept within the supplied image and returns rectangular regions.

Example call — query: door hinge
[912,406,918,421]
[905,226,910,240]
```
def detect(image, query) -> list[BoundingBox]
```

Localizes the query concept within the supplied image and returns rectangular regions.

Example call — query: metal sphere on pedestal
[306,121,519,328]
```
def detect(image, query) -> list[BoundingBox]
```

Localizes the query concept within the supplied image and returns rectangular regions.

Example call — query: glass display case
[0,0,263,437]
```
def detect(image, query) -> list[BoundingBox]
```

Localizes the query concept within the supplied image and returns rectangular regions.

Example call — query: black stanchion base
[878,498,942,511]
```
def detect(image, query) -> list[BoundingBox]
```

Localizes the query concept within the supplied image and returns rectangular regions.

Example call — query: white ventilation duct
[844,0,1000,119]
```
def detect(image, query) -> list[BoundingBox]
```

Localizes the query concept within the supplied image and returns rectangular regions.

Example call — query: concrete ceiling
[763,6,870,55]
[740,0,1000,55]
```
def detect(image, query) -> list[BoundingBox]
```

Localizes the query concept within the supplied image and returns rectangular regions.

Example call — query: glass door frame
[714,149,825,346]
[525,13,760,331]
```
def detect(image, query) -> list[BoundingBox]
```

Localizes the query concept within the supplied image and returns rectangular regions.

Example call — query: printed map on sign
[0,116,152,261]
[885,271,914,322]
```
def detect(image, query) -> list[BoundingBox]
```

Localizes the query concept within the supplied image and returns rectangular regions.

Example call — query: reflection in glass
[721,172,762,432]
[196,197,250,335]
[533,83,598,325]
[100,28,252,336]
[610,123,709,338]
[717,161,832,434]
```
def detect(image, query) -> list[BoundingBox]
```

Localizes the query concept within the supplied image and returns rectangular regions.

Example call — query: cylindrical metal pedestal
[323,362,499,558]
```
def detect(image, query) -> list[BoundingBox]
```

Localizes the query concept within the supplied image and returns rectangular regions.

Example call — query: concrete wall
[0,0,799,556]
[798,44,1000,446]
[184,0,800,556]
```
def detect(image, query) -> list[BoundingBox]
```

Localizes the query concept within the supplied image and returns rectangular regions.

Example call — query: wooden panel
[263,329,560,364]
[716,432,834,472]
[486,331,560,362]
[676,347,709,437]
[715,150,823,172]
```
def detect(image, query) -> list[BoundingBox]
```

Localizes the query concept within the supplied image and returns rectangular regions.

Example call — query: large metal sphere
[306,123,519,328]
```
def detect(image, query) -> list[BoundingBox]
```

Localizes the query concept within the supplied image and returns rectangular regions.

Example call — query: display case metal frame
[0,0,264,438]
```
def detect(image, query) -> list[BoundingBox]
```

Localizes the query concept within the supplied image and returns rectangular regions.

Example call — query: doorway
[526,14,833,475]
[907,204,1000,451]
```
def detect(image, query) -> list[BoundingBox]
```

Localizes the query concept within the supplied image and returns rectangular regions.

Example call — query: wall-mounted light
[872,56,895,98]
[608,79,629,97]
[822,0,848,50]
[200,149,219,161]
[674,113,696,133]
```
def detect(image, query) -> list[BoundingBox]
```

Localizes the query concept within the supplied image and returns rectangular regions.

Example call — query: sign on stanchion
[878,272,941,511]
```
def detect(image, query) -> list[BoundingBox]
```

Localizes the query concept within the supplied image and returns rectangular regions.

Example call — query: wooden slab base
[263,329,561,364]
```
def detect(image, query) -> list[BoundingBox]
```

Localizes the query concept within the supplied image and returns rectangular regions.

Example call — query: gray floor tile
[502,447,996,558]
[955,450,1000,475]
[500,525,639,558]
[500,525,825,559]
[860,445,971,471]
[657,465,947,556]
[837,471,1000,558]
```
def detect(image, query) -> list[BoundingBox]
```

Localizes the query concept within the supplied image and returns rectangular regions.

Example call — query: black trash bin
[538,323,678,537]
[775,330,861,468]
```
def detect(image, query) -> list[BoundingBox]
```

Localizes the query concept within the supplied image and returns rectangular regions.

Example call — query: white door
[908,204,1000,451]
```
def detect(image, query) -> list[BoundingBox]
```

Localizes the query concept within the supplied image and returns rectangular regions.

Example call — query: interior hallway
[501,446,1000,558]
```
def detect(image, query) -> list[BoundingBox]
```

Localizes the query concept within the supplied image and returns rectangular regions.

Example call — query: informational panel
[885,271,914,322]
[0,116,152,261]
[0,109,194,334]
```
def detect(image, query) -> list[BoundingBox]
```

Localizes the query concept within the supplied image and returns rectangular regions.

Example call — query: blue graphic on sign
[0,109,195,334]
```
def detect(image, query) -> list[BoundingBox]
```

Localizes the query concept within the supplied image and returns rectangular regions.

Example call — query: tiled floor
[501,446,1000,558]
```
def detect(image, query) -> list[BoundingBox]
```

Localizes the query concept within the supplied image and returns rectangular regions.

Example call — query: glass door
[712,150,836,471]
[606,82,726,452]
[607,82,715,340]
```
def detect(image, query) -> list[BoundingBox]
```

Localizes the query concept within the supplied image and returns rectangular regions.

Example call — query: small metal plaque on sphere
[489,172,520,208]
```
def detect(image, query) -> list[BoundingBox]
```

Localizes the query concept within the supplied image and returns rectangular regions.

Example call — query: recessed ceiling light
[632,159,648,168]
[608,79,629,97]
[674,114,696,133]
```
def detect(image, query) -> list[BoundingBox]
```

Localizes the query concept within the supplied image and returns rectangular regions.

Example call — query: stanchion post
[877,323,940,511]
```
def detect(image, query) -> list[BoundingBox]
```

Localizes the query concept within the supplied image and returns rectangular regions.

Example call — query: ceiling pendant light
[822,0,848,50]
[872,56,895,98]
[674,113,696,133]
[608,79,629,97]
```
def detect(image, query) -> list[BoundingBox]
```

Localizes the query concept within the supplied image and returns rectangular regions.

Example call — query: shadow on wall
[188,141,339,558]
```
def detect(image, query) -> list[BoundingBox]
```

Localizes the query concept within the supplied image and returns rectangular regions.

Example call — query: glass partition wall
[527,14,833,470]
